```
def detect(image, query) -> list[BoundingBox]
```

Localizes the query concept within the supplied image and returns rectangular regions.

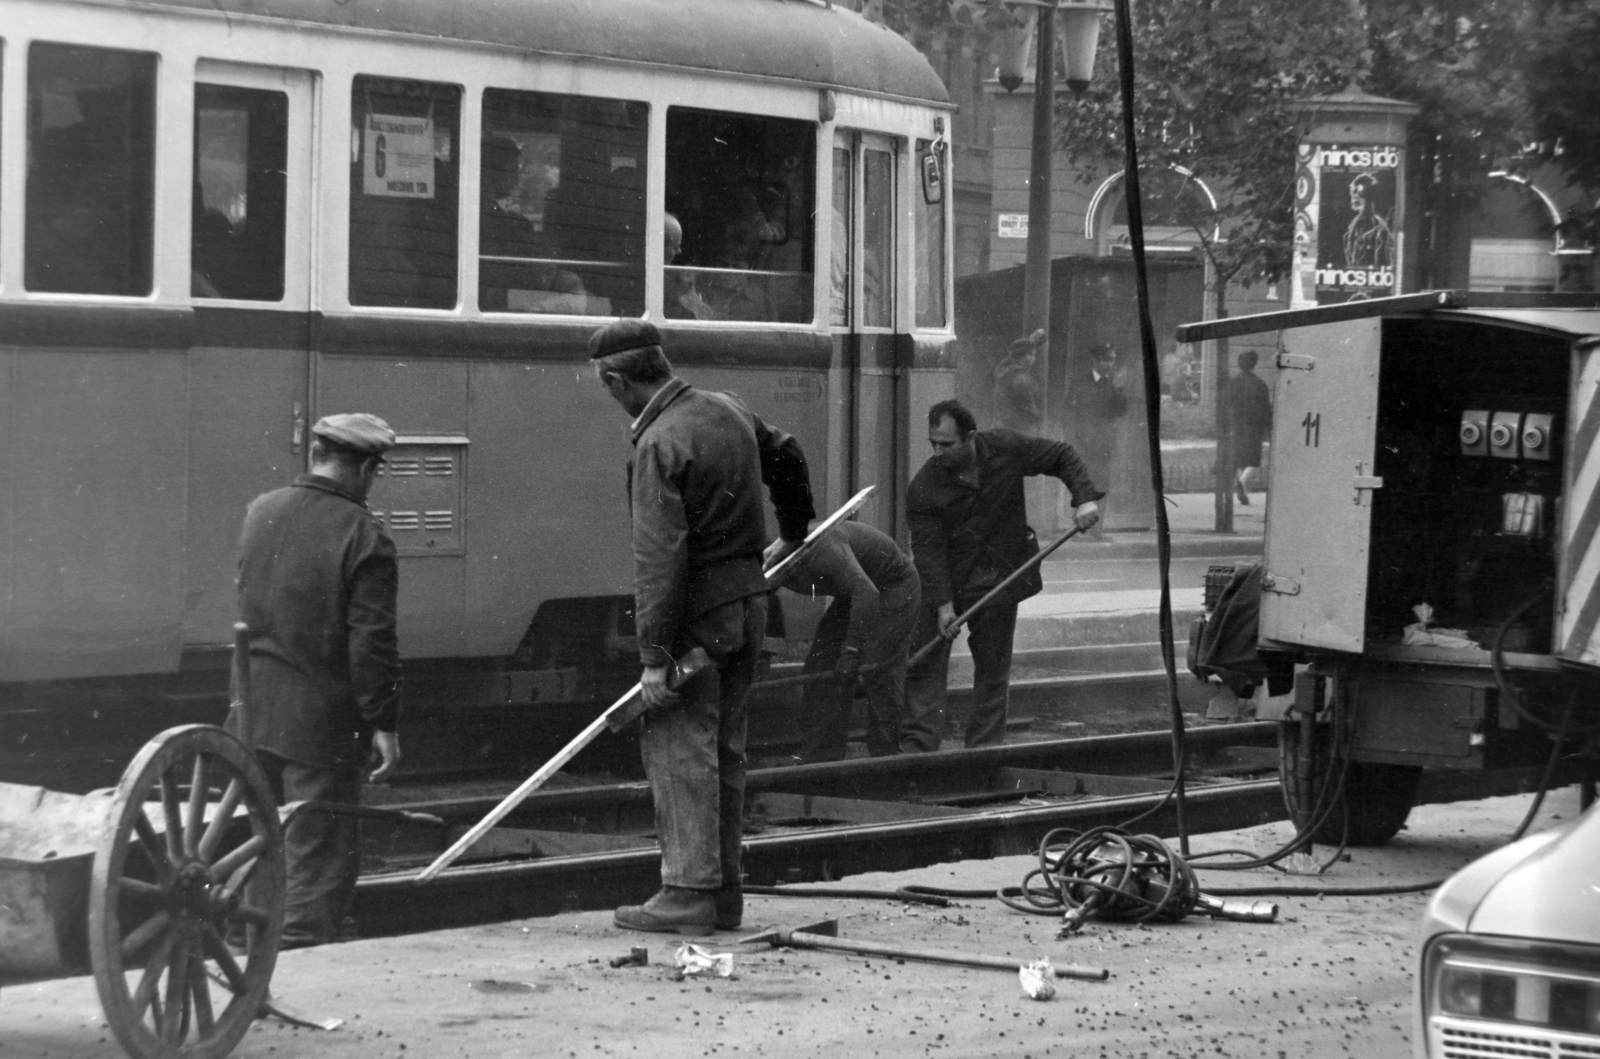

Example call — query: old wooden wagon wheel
[88,725,285,1059]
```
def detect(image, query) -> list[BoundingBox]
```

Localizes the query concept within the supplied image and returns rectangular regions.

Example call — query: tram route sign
[363,112,435,199]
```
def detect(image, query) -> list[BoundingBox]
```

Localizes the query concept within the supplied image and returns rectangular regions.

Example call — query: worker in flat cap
[231,412,402,948]
[592,318,817,935]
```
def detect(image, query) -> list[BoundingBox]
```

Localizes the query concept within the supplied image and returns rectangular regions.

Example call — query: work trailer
[1179,291,1600,844]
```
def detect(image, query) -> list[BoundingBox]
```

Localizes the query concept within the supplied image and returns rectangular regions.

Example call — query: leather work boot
[613,886,715,935]
[714,886,743,931]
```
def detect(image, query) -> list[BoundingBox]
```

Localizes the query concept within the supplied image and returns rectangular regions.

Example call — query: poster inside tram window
[1308,143,1400,303]
[363,112,435,198]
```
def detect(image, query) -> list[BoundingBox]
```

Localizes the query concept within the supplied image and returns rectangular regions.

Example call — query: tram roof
[131,0,952,106]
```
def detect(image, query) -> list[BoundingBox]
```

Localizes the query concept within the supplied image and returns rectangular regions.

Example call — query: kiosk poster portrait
[1293,142,1401,305]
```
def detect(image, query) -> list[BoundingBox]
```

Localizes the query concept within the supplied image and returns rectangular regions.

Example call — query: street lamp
[997,0,1110,446]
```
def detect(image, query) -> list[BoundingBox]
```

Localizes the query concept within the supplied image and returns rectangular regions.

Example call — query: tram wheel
[1278,720,1421,847]
[88,724,284,1059]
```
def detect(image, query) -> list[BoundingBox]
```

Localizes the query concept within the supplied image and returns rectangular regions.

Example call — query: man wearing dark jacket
[592,319,815,934]
[766,520,920,762]
[903,400,1102,751]
[233,412,402,947]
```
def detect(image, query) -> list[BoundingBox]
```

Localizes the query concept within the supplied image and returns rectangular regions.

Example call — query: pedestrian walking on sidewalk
[1065,343,1128,537]
[231,412,403,948]
[1227,350,1272,504]
[766,520,920,763]
[902,400,1103,752]
[593,318,816,935]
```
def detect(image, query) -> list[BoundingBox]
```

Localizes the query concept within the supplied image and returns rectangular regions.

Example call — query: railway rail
[350,723,1288,936]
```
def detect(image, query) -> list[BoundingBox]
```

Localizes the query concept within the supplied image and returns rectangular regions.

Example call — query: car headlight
[1423,934,1600,1055]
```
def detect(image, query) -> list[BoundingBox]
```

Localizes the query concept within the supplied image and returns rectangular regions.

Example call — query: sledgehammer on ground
[740,919,1109,981]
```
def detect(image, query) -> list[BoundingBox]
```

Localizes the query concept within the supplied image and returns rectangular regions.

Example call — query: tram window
[861,147,894,328]
[665,108,815,323]
[914,139,947,329]
[192,85,287,301]
[349,77,460,309]
[829,147,851,327]
[480,90,646,316]
[25,43,155,295]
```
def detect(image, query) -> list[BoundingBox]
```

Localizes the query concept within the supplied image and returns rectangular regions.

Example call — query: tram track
[349,722,1287,937]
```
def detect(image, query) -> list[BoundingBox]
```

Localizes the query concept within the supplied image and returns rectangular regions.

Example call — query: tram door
[184,63,317,641]
[831,132,905,535]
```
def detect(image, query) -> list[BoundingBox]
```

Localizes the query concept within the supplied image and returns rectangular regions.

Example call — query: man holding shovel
[903,400,1102,752]
[592,319,816,934]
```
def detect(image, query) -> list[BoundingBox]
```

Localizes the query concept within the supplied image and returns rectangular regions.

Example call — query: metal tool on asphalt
[906,523,1084,668]
[416,486,877,883]
[739,919,1109,981]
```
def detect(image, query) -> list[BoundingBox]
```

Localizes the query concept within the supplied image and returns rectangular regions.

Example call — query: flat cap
[311,413,396,455]
[588,318,662,359]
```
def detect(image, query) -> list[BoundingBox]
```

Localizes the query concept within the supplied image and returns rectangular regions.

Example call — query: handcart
[1,634,286,1058]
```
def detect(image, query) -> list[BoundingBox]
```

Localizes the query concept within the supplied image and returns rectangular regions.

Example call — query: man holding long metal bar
[592,319,816,935]
[903,399,1103,752]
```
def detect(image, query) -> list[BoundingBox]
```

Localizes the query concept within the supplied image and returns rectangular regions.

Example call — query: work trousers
[256,750,361,947]
[640,594,766,892]
[901,596,1019,752]
[798,575,920,763]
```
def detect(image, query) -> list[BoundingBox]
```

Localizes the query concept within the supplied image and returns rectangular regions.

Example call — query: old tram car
[0,0,956,788]
[1183,292,1600,845]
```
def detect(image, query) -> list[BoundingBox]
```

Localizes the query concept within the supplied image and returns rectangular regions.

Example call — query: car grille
[1434,1018,1600,1058]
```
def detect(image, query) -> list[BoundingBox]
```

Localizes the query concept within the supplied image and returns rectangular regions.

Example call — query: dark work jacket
[778,520,917,653]
[233,474,400,768]
[906,429,1102,610]
[629,377,815,666]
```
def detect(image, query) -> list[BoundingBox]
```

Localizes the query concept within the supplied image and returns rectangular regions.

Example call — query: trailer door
[1259,316,1383,652]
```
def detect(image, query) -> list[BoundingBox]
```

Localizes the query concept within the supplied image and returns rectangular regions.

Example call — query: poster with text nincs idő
[1293,142,1400,306]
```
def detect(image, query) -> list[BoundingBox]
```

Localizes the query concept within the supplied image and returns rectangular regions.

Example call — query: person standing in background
[992,329,1044,433]
[1227,349,1273,505]
[1066,343,1127,538]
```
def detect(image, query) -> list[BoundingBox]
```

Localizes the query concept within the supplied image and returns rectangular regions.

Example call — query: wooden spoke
[231,901,272,929]
[198,923,248,994]
[197,777,245,863]
[120,910,172,963]
[118,877,165,902]
[184,754,209,858]
[132,812,172,876]
[131,935,174,1022]
[188,957,217,1036]
[160,770,185,864]
[161,934,190,1045]
[220,857,260,903]
[208,834,265,883]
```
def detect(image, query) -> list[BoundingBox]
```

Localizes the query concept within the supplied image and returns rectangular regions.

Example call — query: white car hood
[1466,805,1600,944]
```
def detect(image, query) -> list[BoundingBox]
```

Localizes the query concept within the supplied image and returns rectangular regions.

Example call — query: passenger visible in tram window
[663,212,716,320]
[702,187,775,321]
[493,152,588,315]
[191,197,236,298]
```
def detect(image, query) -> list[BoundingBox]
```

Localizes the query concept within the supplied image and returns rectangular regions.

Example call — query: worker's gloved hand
[833,646,862,683]
[1073,501,1102,532]
[640,664,681,712]
[937,601,961,639]
[368,730,401,783]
